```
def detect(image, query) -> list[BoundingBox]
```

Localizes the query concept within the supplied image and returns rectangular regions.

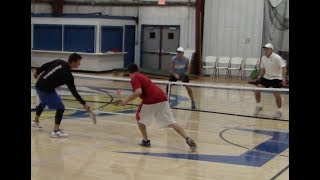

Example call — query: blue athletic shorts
[36,87,65,110]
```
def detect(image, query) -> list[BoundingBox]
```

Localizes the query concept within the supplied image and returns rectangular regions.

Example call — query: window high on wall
[32,24,95,53]
[33,24,62,51]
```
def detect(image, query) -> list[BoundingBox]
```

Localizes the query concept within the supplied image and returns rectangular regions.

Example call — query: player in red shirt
[117,63,197,151]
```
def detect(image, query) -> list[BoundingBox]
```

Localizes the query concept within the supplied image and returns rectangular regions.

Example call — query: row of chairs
[202,56,259,79]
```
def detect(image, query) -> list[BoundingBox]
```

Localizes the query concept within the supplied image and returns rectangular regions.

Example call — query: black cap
[127,63,138,73]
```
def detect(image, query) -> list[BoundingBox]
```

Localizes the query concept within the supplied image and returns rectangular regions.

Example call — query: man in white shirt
[252,43,287,119]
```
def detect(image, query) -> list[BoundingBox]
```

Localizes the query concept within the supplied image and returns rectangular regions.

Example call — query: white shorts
[138,101,176,128]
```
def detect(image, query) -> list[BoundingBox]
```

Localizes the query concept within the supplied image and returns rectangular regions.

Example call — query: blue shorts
[36,87,65,110]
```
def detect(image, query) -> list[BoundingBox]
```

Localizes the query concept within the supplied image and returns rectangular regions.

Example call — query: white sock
[256,103,262,107]
[277,108,282,112]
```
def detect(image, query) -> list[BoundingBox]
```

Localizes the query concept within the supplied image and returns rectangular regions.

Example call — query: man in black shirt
[32,53,90,138]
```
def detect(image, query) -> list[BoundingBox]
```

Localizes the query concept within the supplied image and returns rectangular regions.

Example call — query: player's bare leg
[253,84,264,115]
[273,92,282,118]
[169,122,197,151]
[185,86,195,109]
[137,121,151,147]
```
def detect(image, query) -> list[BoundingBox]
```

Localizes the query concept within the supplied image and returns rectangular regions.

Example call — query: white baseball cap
[263,43,273,50]
[176,47,184,52]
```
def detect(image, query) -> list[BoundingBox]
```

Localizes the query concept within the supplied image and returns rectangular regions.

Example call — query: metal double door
[142,25,180,71]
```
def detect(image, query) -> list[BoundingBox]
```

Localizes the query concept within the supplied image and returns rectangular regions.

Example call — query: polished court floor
[31,71,289,180]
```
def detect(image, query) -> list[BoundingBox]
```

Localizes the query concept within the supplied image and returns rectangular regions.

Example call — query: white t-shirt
[260,52,286,80]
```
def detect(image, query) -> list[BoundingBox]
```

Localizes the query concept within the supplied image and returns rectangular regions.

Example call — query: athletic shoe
[186,137,197,151]
[31,121,42,128]
[51,129,69,138]
[139,139,151,147]
[253,106,263,116]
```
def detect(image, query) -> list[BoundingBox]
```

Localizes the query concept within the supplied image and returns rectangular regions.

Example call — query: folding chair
[202,56,217,77]
[227,57,243,79]
[215,56,230,78]
[242,58,259,79]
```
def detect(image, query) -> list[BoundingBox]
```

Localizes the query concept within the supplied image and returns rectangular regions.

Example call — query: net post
[167,81,172,103]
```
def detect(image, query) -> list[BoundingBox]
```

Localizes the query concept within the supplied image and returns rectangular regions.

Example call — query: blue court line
[116,128,288,167]
[219,128,289,157]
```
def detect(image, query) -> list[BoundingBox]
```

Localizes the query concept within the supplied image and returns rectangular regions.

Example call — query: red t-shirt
[131,72,167,104]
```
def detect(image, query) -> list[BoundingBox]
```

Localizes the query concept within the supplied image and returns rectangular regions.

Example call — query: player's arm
[66,76,90,111]
[256,58,265,80]
[121,88,142,106]
[282,66,287,84]
[34,60,59,79]
[256,68,265,80]
[280,59,287,84]
[185,58,191,75]
[169,58,179,78]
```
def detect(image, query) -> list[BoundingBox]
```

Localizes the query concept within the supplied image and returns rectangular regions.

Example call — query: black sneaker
[186,137,197,151]
[139,139,151,147]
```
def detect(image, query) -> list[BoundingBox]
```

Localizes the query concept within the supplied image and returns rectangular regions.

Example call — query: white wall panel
[203,0,264,61]
[31,3,51,13]
[135,6,195,66]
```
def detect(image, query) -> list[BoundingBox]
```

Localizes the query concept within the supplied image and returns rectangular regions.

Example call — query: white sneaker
[31,121,42,128]
[253,106,263,115]
[51,129,69,138]
[273,111,282,119]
